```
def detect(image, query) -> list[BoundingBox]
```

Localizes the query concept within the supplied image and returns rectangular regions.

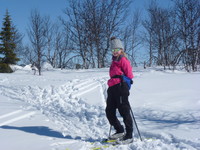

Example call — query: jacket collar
[112,55,124,62]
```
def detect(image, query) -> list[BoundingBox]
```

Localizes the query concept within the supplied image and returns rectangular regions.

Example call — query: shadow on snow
[0,125,81,140]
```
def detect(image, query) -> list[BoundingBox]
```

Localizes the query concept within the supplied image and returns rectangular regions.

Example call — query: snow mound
[9,64,23,71]
[23,64,32,71]
[42,62,53,71]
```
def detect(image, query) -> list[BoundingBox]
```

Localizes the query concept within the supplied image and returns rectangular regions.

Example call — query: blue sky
[0,0,173,62]
[0,0,173,35]
[0,0,67,43]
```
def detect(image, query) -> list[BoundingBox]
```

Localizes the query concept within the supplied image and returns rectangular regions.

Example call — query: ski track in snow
[0,74,200,150]
[0,111,36,126]
[0,110,23,119]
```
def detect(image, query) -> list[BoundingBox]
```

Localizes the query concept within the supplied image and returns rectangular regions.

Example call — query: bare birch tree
[63,0,131,68]
[143,1,180,69]
[122,9,141,67]
[43,16,56,67]
[174,0,200,71]
[27,10,47,75]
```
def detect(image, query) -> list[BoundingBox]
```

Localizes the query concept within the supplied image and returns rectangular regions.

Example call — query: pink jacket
[108,55,134,87]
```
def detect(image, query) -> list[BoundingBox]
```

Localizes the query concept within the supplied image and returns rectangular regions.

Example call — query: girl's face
[112,48,122,57]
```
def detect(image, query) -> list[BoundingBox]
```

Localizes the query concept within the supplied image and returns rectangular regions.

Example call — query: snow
[42,62,54,71]
[0,67,200,150]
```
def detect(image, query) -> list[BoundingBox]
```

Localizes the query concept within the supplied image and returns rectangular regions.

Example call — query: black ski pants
[105,83,133,137]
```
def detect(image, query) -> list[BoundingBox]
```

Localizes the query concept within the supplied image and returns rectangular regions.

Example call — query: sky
[0,0,173,62]
[0,0,67,44]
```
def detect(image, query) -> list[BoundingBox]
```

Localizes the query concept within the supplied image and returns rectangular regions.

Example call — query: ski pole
[108,125,112,138]
[128,102,142,141]
[129,104,142,141]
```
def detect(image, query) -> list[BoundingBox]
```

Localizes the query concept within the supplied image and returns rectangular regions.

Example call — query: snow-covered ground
[0,66,200,150]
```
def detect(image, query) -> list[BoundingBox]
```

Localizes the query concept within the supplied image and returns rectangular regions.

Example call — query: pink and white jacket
[108,55,134,87]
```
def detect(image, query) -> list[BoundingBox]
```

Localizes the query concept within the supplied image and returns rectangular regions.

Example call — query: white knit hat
[110,37,124,50]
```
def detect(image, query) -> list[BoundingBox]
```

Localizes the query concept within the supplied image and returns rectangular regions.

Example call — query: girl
[106,37,134,143]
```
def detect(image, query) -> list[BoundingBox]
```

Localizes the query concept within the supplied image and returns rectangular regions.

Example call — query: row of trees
[143,0,200,71]
[23,0,133,74]
[0,0,200,74]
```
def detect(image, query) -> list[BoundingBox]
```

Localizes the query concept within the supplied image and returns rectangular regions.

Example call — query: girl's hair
[120,49,127,58]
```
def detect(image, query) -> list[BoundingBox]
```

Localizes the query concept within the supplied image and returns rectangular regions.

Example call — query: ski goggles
[111,48,121,52]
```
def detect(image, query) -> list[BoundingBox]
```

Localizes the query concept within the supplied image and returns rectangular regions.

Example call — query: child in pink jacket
[106,37,134,143]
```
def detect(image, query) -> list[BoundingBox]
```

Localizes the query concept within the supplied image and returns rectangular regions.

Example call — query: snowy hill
[0,67,200,150]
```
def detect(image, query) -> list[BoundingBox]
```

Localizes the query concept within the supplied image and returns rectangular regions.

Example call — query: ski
[101,138,117,144]
[91,143,117,150]
[91,138,133,150]
[66,137,157,150]
[91,145,112,150]
[90,139,118,150]
[93,137,157,148]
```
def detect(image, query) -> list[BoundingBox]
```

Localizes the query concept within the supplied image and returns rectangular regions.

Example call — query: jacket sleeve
[120,57,134,79]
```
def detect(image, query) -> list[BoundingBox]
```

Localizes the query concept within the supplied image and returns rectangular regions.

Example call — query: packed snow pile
[0,67,200,150]
[10,62,54,72]
[9,64,23,71]
[23,64,32,71]
[42,62,54,71]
